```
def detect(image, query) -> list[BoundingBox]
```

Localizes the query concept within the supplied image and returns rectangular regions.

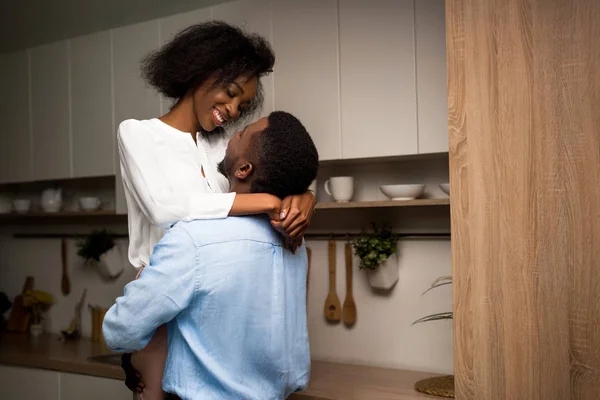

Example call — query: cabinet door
[272,0,341,161]
[160,8,212,113]
[60,373,130,400]
[70,31,114,178]
[0,365,59,400]
[112,20,161,214]
[339,0,417,159]
[212,0,274,118]
[112,20,161,124]
[416,0,448,154]
[30,41,71,180]
[0,50,32,183]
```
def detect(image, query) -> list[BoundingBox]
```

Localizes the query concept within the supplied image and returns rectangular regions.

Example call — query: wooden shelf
[0,210,119,219]
[315,199,450,210]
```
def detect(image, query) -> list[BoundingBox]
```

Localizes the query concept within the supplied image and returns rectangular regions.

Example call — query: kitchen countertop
[0,333,440,399]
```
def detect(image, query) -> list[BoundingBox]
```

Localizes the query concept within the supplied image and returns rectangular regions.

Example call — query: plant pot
[92,245,125,281]
[29,323,43,337]
[366,253,399,290]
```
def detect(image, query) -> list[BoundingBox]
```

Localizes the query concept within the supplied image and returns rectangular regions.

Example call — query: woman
[118,22,316,399]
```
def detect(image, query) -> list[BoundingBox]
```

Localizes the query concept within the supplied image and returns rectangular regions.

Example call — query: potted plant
[412,276,454,398]
[22,289,53,337]
[77,230,124,280]
[351,226,400,290]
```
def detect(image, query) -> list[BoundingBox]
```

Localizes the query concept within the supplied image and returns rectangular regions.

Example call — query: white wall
[0,157,453,374]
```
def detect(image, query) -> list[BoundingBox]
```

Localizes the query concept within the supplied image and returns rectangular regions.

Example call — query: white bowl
[440,183,450,195]
[379,184,425,201]
[13,199,31,214]
[79,197,101,212]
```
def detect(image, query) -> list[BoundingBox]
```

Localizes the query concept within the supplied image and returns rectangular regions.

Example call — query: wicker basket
[414,375,455,398]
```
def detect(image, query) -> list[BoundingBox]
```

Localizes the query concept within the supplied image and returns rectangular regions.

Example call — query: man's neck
[229,181,252,194]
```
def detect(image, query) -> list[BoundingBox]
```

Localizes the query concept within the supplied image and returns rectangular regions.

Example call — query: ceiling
[0,0,230,53]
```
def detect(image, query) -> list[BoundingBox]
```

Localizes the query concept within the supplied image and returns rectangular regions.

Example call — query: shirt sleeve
[118,120,236,229]
[102,226,197,352]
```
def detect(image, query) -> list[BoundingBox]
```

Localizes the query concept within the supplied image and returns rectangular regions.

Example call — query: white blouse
[118,118,235,268]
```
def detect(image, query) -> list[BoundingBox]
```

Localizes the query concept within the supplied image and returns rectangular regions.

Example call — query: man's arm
[102,225,197,352]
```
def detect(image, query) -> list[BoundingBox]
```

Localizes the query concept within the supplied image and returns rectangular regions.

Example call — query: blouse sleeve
[118,120,235,229]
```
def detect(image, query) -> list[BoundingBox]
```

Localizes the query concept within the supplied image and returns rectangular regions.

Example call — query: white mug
[79,197,101,211]
[324,177,354,203]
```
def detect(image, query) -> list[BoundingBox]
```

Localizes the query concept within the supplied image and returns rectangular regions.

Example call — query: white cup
[13,199,31,214]
[324,177,354,203]
[79,197,101,212]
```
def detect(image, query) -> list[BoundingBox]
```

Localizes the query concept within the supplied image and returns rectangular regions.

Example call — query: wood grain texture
[447,0,600,399]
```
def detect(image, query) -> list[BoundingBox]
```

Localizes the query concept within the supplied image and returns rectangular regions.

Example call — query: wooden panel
[0,50,31,183]
[30,41,71,181]
[159,8,212,113]
[70,31,114,178]
[448,0,600,398]
[0,365,59,400]
[339,0,417,159]
[112,20,161,124]
[415,0,448,154]
[273,0,341,161]
[61,373,130,400]
[212,0,274,118]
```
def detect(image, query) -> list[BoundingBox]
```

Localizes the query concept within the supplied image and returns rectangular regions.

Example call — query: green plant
[77,230,115,263]
[351,226,400,270]
[412,276,453,325]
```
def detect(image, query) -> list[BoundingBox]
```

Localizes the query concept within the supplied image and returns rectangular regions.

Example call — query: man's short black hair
[251,112,319,199]
[141,21,275,121]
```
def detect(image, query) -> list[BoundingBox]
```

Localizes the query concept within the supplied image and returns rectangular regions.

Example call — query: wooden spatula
[343,244,357,326]
[61,238,71,296]
[324,241,341,322]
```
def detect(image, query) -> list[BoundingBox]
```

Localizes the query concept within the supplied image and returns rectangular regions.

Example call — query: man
[103,111,319,400]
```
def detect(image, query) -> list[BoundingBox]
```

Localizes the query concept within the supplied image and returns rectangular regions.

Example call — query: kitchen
[0,0,452,398]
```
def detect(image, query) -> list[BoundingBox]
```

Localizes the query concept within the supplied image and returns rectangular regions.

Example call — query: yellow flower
[23,290,54,307]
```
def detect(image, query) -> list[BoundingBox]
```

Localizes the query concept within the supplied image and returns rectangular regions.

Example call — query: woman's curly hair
[142,21,275,122]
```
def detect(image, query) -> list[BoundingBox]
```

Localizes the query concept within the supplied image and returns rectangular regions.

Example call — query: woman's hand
[271,191,316,250]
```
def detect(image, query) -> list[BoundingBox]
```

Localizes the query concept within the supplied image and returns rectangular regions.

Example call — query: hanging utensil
[342,243,357,326]
[324,241,341,322]
[61,238,71,295]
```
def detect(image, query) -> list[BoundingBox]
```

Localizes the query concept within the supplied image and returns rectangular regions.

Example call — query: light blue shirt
[103,216,310,400]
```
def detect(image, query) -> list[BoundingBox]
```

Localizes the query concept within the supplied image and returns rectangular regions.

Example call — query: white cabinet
[339,0,418,159]
[415,0,448,154]
[60,372,130,400]
[272,0,341,161]
[0,50,32,183]
[212,0,274,118]
[30,41,71,181]
[112,20,161,214]
[159,8,212,113]
[0,365,60,400]
[70,31,114,178]
[112,20,161,123]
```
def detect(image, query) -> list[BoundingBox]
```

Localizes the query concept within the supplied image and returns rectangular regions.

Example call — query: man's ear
[234,162,254,180]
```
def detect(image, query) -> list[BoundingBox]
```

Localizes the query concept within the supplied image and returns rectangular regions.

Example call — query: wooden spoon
[342,244,357,326]
[324,241,341,322]
[61,238,71,296]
